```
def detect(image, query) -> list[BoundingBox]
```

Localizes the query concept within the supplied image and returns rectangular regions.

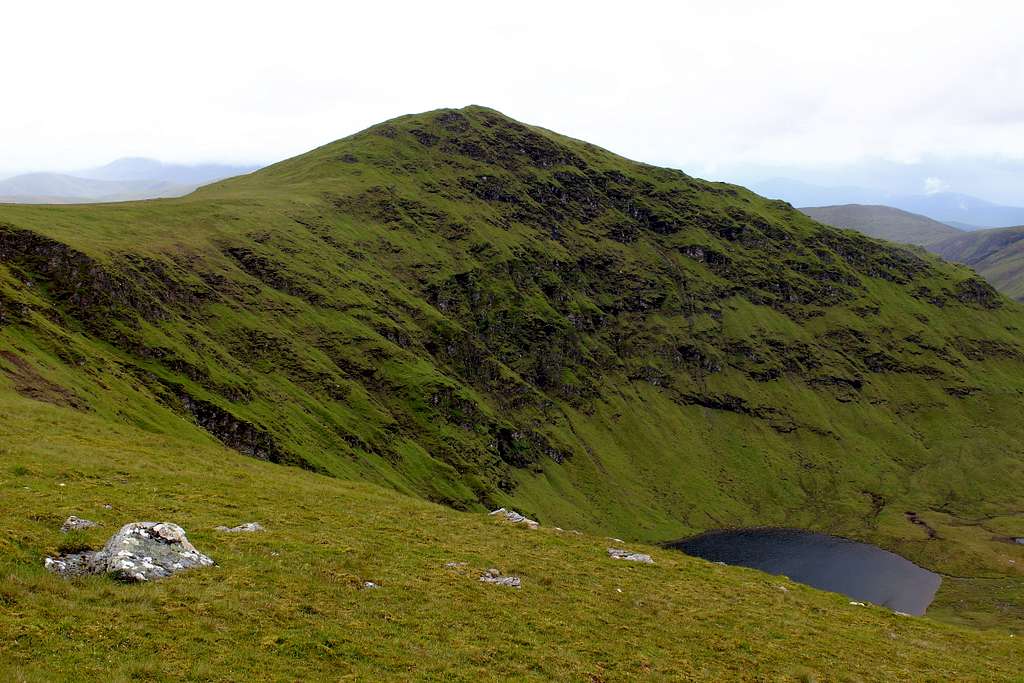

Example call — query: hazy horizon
[4,1,1024,204]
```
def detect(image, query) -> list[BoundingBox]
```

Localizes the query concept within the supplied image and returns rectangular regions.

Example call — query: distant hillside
[802,204,962,246]
[799,204,1024,301]
[750,178,884,208]
[77,157,259,185]
[753,178,1024,228]
[0,173,194,204]
[945,220,984,231]
[0,158,258,204]
[897,192,1024,229]
[931,226,1024,301]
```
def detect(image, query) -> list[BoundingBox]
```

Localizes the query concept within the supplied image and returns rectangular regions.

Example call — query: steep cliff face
[1,107,1023,564]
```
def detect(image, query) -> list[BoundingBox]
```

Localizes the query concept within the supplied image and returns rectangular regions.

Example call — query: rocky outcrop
[60,516,99,533]
[45,522,213,582]
[607,548,654,564]
[479,568,521,587]
[489,508,539,529]
[0,350,86,410]
[215,522,264,533]
[0,225,203,325]
[171,387,311,469]
[44,552,102,577]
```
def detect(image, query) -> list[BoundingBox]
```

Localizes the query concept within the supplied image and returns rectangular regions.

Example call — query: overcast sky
[4,1,1024,200]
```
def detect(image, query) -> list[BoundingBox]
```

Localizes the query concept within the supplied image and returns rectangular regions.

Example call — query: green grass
[2,392,1023,682]
[1,105,1024,640]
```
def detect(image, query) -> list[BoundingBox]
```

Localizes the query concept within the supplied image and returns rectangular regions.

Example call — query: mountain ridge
[801,204,963,246]
[751,177,1024,228]
[0,158,258,204]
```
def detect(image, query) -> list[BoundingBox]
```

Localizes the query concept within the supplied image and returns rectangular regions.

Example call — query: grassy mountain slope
[931,226,1024,301]
[2,391,1023,681]
[801,204,962,246]
[2,106,1024,629]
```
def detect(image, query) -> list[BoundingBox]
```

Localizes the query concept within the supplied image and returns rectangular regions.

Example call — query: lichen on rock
[45,521,213,582]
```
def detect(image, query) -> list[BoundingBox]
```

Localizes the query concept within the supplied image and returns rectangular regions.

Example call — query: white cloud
[2,0,1024,176]
[924,177,950,194]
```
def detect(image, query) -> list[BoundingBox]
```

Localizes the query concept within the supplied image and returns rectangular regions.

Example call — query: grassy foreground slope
[2,106,1024,627]
[2,391,1023,682]
[800,205,962,246]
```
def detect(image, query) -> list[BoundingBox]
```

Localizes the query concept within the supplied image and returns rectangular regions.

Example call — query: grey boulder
[489,508,539,530]
[608,548,655,564]
[44,552,102,577]
[479,568,521,588]
[60,516,99,533]
[45,522,214,582]
[215,522,264,533]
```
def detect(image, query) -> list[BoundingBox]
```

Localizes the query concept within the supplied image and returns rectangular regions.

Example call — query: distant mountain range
[803,203,1024,301]
[801,205,961,247]
[0,158,259,204]
[929,226,1024,301]
[751,178,1024,229]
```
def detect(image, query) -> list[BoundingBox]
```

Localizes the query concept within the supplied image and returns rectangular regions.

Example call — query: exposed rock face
[479,568,521,587]
[215,522,264,533]
[44,552,102,577]
[60,516,99,533]
[102,523,214,581]
[489,508,539,529]
[608,548,654,564]
[45,522,213,582]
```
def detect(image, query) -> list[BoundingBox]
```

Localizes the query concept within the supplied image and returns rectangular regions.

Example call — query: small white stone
[607,548,654,564]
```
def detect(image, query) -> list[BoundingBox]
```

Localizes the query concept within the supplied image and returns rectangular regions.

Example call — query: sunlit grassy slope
[2,106,1024,638]
[2,392,1023,682]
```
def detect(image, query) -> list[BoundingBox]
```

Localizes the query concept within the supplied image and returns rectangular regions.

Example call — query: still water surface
[671,528,941,615]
